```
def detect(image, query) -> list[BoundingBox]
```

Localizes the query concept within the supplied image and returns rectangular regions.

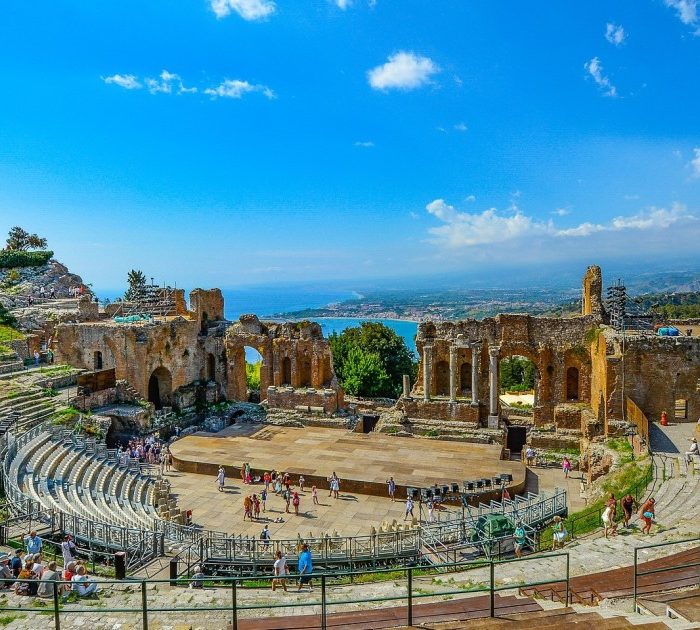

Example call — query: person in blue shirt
[297,543,313,592]
[25,531,42,555]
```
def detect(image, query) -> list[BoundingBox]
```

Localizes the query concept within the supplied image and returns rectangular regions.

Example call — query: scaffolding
[112,285,178,321]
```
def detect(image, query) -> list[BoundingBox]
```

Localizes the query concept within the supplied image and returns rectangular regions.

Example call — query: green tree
[0,302,17,327]
[124,269,147,301]
[499,356,536,391]
[329,322,416,398]
[5,226,48,251]
[246,361,261,390]
[341,347,392,397]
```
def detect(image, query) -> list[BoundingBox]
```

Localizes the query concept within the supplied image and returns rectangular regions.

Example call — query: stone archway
[566,367,580,401]
[148,366,172,410]
[282,357,292,385]
[435,360,450,396]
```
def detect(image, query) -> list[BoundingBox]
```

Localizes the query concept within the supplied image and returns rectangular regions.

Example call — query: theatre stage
[170,425,525,499]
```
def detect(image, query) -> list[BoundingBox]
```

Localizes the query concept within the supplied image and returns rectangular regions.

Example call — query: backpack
[293,495,300,506]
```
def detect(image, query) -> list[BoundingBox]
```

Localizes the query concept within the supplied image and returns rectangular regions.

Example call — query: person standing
[33,351,40,366]
[272,550,287,592]
[311,485,319,505]
[621,494,635,528]
[292,491,300,516]
[331,475,340,499]
[562,456,572,479]
[386,477,396,502]
[551,516,567,550]
[638,497,656,534]
[260,524,271,549]
[685,437,698,463]
[264,471,271,492]
[61,535,77,566]
[299,475,305,492]
[404,496,414,521]
[525,447,536,466]
[253,494,261,520]
[261,488,267,512]
[297,543,313,592]
[243,495,252,521]
[216,466,225,492]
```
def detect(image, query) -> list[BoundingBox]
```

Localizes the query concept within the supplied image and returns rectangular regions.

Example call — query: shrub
[0,250,53,269]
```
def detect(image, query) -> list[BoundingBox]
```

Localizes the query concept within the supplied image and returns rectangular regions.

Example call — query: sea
[97,286,419,359]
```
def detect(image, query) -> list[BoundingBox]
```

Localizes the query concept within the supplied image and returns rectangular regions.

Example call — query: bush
[0,250,53,269]
[246,361,261,390]
[341,347,392,397]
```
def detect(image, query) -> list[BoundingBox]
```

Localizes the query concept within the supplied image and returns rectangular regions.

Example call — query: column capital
[488,345,500,358]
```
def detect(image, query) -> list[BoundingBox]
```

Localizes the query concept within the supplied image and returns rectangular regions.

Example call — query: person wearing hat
[0,553,13,589]
[685,437,698,464]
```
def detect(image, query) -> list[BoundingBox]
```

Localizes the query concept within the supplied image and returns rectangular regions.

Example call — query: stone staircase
[0,381,69,432]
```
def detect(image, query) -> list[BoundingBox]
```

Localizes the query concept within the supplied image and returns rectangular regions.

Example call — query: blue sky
[1,0,700,291]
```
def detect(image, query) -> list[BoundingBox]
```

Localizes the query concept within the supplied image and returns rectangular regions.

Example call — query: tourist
[63,561,77,590]
[272,550,287,592]
[602,503,618,538]
[264,471,271,491]
[33,350,40,366]
[328,472,337,498]
[638,497,656,535]
[297,543,313,592]
[61,535,77,566]
[513,521,526,558]
[50,288,56,299]
[685,437,698,463]
[274,476,283,495]
[283,472,291,492]
[292,491,300,516]
[253,493,261,519]
[25,531,42,555]
[562,456,572,479]
[14,560,38,596]
[621,493,635,528]
[299,475,305,492]
[311,485,319,505]
[284,488,292,514]
[166,447,173,472]
[47,349,54,364]
[551,515,567,550]
[40,286,45,298]
[386,476,396,502]
[37,561,59,598]
[241,462,246,483]
[31,553,45,578]
[243,495,253,521]
[260,524,271,548]
[244,462,251,484]
[261,488,267,512]
[72,565,98,596]
[427,499,434,523]
[329,473,340,499]
[0,554,13,589]
[216,466,225,492]
[526,447,536,466]
[11,550,24,578]
[404,496,414,521]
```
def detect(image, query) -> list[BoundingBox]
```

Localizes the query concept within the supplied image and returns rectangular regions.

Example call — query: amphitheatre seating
[13,428,159,532]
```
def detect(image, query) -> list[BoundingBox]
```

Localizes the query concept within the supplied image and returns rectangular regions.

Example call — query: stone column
[488,345,499,427]
[402,374,411,398]
[423,345,433,401]
[449,345,457,402]
[471,343,480,406]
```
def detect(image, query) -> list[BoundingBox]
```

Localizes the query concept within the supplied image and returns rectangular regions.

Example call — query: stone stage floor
[169,424,525,499]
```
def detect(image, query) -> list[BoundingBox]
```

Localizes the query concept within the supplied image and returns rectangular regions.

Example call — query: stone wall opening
[93,350,103,370]
[675,398,688,420]
[459,361,472,395]
[281,356,292,386]
[434,360,450,396]
[148,366,172,410]
[245,347,263,402]
[566,367,580,401]
[298,353,312,388]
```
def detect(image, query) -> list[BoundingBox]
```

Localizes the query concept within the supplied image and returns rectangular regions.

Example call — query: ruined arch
[148,366,172,410]
[566,366,580,401]
[281,356,292,385]
[434,360,450,396]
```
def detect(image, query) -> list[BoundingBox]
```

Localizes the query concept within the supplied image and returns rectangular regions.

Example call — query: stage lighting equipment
[451,483,460,493]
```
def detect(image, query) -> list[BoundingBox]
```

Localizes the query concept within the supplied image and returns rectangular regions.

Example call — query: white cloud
[145,70,196,95]
[210,0,276,20]
[584,57,617,97]
[204,79,276,99]
[454,122,468,132]
[425,199,695,247]
[552,207,570,216]
[690,148,700,177]
[605,23,626,46]
[465,195,476,203]
[333,0,352,8]
[354,141,375,148]
[103,74,141,90]
[367,51,440,91]
[664,0,698,25]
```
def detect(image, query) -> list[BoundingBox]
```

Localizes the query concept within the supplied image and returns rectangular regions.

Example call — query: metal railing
[0,552,572,630]
[633,537,700,612]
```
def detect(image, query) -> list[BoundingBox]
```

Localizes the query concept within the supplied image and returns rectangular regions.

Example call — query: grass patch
[0,325,24,343]
[36,364,72,376]
[0,614,27,626]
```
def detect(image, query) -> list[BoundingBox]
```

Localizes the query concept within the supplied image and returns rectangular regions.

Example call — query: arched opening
[281,356,292,386]
[244,346,263,403]
[298,353,312,388]
[207,353,216,382]
[675,399,688,420]
[499,355,536,410]
[566,367,580,401]
[93,351,103,370]
[435,360,450,396]
[460,362,472,395]
[148,367,172,410]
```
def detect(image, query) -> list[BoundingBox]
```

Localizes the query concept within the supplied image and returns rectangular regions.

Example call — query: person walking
[261,488,267,512]
[602,503,618,538]
[638,497,656,535]
[292,491,300,516]
[299,475,305,492]
[284,488,292,514]
[272,550,287,592]
[525,447,536,466]
[404,496,414,521]
[297,543,313,591]
[216,466,225,492]
[61,535,77,566]
[264,471,271,492]
[551,516,567,550]
[386,477,396,502]
[311,485,319,505]
[562,456,572,479]
[513,521,526,558]
[621,493,635,528]
[260,524,271,549]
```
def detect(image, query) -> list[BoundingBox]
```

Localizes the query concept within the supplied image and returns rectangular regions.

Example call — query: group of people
[117,436,172,473]
[0,532,98,598]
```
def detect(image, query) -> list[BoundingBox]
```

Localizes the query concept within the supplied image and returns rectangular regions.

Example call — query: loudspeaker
[483,478,492,488]
[441,485,450,495]
[451,483,460,493]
